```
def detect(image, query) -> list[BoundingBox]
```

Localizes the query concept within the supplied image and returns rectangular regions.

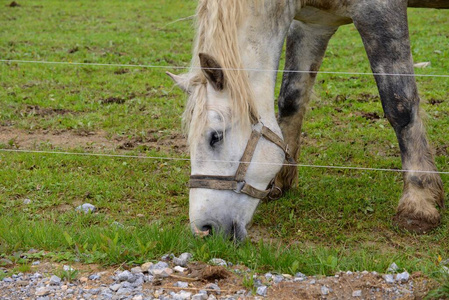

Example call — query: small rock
[161,253,174,261]
[387,262,399,273]
[152,268,173,278]
[141,262,153,272]
[209,258,227,266]
[131,276,144,287]
[2,277,13,283]
[76,203,96,213]
[192,293,208,300]
[89,288,101,295]
[205,283,221,294]
[88,274,100,280]
[132,295,143,300]
[273,275,284,283]
[256,285,268,296]
[265,273,273,280]
[352,290,362,297]
[346,271,353,275]
[117,287,133,295]
[109,283,122,292]
[309,279,316,285]
[174,281,189,288]
[174,266,187,273]
[295,272,307,279]
[384,274,395,284]
[149,261,169,273]
[173,252,193,267]
[144,275,154,282]
[118,270,135,282]
[35,287,50,296]
[131,266,142,274]
[49,275,61,285]
[321,285,330,295]
[178,291,192,299]
[23,198,32,204]
[396,271,410,283]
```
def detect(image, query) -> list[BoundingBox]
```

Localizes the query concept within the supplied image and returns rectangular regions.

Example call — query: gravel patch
[0,257,438,299]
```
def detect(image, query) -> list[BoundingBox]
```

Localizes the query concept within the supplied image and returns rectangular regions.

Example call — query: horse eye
[210,131,223,147]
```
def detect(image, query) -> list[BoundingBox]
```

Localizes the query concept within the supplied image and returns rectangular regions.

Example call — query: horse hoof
[392,213,440,234]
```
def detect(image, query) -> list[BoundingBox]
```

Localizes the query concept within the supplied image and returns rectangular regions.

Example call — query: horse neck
[237,2,296,123]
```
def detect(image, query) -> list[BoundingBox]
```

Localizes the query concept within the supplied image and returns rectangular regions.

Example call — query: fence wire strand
[1,148,448,175]
[2,59,449,78]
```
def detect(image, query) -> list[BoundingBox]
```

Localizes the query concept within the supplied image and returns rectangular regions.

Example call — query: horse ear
[166,71,190,93]
[199,53,225,91]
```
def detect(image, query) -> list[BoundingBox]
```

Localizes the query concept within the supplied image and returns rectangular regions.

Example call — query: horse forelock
[183,0,261,150]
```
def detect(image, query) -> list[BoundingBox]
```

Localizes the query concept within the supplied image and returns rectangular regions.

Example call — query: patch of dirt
[428,98,444,105]
[361,112,381,121]
[114,69,130,75]
[357,93,380,103]
[8,1,20,7]
[100,96,126,105]
[0,126,187,154]
[24,105,72,117]
[435,145,449,156]
[200,266,232,281]
[269,271,433,300]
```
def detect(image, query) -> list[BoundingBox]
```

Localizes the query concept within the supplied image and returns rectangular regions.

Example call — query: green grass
[0,0,448,286]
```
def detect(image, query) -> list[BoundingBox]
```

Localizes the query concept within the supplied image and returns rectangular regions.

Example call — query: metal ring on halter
[234,181,246,194]
[268,185,283,200]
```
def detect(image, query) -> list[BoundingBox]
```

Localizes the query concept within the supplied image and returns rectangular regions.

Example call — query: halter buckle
[234,181,246,193]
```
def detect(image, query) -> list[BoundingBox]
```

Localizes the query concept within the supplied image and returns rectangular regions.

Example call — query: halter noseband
[189,122,294,200]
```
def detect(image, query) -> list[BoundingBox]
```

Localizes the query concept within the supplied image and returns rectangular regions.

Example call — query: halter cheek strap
[189,122,294,200]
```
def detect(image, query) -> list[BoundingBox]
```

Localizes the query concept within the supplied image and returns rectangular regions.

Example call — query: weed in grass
[55,266,79,283]
[242,270,257,294]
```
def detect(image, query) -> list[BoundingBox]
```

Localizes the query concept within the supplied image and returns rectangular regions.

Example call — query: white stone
[35,287,50,296]
[352,290,362,297]
[396,271,410,283]
[152,268,173,278]
[321,285,330,295]
[256,285,268,296]
[387,262,399,273]
[209,258,227,266]
[384,274,395,284]
[75,203,96,213]
[174,266,187,273]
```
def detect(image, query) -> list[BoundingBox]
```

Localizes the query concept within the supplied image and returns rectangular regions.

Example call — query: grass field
[1,0,449,284]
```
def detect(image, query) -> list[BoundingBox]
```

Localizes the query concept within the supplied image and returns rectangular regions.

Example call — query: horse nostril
[201,224,213,235]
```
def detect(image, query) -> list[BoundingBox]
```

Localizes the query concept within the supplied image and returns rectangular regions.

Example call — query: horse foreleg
[353,2,445,233]
[273,21,337,196]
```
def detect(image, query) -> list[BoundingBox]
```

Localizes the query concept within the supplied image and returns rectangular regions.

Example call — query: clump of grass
[55,266,79,283]
[426,270,449,300]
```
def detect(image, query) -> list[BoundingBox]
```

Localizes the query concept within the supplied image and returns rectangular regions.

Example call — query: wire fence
[2,59,449,78]
[1,148,448,175]
[1,58,449,175]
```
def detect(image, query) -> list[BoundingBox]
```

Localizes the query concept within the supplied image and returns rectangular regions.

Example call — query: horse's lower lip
[193,224,210,237]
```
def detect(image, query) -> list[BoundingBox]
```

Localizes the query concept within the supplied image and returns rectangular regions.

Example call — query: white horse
[168,0,448,240]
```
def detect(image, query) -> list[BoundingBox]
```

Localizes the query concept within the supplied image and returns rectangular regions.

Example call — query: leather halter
[189,122,294,200]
